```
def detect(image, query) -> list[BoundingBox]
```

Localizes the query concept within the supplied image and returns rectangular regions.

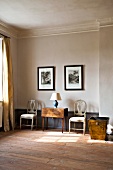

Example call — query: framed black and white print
[64,65,83,90]
[37,66,55,91]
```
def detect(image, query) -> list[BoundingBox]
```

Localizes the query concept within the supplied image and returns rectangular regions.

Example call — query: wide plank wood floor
[0,129,113,170]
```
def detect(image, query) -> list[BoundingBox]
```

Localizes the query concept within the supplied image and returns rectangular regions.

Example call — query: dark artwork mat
[37,66,55,91]
[64,65,83,90]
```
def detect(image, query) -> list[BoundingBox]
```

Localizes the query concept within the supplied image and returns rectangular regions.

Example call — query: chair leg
[69,119,70,133]
[83,121,86,135]
[27,119,28,125]
[31,118,34,130]
[36,117,38,129]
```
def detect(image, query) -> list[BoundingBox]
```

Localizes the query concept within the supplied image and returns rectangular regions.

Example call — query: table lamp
[50,92,62,108]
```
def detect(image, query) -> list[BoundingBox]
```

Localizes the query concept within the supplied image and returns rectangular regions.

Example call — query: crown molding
[98,17,113,27]
[0,21,18,38]
[17,18,113,38]
[18,22,100,38]
[0,18,113,39]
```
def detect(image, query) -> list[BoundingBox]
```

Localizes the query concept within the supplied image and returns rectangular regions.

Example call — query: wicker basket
[88,117,109,140]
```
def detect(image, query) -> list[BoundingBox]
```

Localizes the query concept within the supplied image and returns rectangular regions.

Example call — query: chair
[69,99,87,135]
[20,100,39,130]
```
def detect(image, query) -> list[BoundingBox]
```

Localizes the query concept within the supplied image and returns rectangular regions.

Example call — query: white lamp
[50,92,62,108]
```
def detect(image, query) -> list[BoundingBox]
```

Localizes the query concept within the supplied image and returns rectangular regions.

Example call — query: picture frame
[64,65,83,90]
[37,66,55,91]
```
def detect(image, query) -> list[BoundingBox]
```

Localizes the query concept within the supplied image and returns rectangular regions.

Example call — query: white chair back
[74,99,87,116]
[27,100,38,114]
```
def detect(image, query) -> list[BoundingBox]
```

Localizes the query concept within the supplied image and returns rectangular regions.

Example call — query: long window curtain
[2,37,14,131]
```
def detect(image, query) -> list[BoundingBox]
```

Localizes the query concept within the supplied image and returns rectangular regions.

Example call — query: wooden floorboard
[0,129,113,170]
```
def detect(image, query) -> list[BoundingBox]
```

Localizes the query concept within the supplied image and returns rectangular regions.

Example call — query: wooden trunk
[88,117,109,140]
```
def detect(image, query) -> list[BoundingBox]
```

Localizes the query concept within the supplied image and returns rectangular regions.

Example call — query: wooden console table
[42,108,68,133]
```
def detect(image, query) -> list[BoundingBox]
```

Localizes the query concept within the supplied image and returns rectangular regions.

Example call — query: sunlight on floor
[16,130,113,144]
[87,139,106,143]
[87,139,113,144]
[33,131,86,143]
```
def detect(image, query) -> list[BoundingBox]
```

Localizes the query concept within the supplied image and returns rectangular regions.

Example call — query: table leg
[65,116,68,131]
[62,118,64,133]
[46,117,48,130]
[42,117,44,131]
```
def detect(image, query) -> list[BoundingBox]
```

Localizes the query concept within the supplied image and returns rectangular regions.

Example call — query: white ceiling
[0,0,113,31]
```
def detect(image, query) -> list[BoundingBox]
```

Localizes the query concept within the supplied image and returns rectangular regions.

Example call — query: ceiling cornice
[0,21,18,38]
[18,21,100,38]
[0,18,113,39]
[98,17,113,27]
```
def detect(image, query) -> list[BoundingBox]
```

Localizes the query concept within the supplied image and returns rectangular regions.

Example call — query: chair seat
[28,110,36,114]
[21,114,36,119]
[70,116,85,122]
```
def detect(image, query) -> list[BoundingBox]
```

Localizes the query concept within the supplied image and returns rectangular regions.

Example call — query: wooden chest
[88,117,109,140]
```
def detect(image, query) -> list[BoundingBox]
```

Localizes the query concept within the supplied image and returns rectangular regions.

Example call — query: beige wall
[17,31,99,112]
[99,26,113,125]
[10,25,113,125]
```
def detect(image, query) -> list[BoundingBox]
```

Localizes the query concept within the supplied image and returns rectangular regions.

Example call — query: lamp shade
[50,92,62,101]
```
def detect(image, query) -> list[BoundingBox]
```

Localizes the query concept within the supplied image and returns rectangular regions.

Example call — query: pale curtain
[2,37,14,131]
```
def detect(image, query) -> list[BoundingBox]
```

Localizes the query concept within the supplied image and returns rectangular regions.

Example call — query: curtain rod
[0,33,10,38]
